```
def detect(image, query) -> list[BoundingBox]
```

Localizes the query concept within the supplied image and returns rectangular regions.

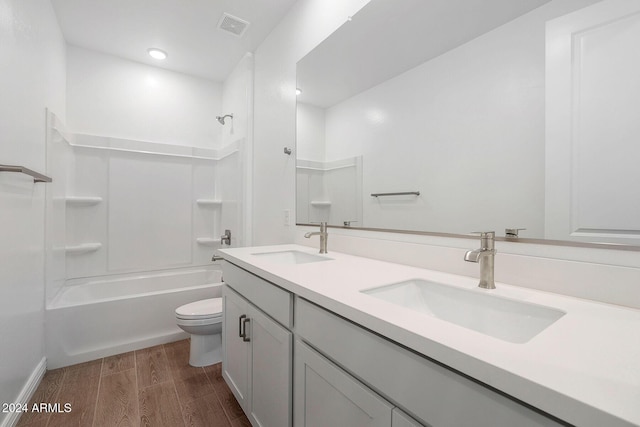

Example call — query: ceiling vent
[217,13,250,37]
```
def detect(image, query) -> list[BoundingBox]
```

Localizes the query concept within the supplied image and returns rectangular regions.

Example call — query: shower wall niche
[46,112,243,302]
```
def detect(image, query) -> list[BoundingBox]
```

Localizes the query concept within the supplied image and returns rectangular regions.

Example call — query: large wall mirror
[296,0,640,248]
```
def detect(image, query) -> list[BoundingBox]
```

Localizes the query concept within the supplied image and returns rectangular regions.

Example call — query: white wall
[221,53,254,246]
[296,103,326,161]
[60,46,249,276]
[252,0,371,245]
[66,45,223,148]
[307,0,605,237]
[0,0,66,423]
[222,53,253,148]
[323,4,555,234]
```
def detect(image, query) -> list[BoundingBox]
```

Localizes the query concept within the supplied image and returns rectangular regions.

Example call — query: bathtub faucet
[221,229,231,246]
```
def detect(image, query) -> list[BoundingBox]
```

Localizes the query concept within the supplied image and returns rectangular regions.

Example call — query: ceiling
[50,0,299,82]
[297,0,551,108]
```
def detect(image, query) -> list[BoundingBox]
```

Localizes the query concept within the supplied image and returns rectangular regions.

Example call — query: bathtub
[45,267,222,369]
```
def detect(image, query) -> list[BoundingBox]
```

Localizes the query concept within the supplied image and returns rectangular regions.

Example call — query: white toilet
[175,298,223,367]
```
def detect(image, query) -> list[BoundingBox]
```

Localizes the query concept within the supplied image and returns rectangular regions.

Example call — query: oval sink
[251,250,333,265]
[362,279,565,343]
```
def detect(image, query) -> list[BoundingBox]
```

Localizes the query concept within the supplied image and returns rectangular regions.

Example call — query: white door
[222,286,250,413]
[294,339,393,427]
[546,0,640,244]
[248,304,292,427]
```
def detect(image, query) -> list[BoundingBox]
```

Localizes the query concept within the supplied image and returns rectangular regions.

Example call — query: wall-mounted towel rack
[0,164,52,183]
[371,191,420,197]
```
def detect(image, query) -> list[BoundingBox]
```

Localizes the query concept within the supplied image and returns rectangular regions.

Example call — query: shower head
[216,114,233,125]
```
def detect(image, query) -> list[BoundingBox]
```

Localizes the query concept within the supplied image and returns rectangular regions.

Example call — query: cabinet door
[294,339,393,427]
[248,304,292,427]
[222,285,250,413]
[392,408,425,427]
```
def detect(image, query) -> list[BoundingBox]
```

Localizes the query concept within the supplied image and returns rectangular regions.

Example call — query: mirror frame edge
[296,223,640,252]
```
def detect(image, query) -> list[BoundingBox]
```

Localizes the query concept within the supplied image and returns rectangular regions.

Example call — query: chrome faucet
[464,231,496,289]
[304,222,328,254]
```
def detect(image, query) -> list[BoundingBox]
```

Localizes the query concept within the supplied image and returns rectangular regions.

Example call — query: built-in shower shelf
[196,199,222,207]
[310,201,332,207]
[196,238,219,246]
[66,196,103,206]
[65,243,102,255]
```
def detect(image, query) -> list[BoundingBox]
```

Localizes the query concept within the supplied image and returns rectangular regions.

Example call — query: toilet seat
[176,298,223,320]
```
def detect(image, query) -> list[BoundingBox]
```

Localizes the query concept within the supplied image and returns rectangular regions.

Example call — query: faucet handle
[505,228,526,238]
[220,229,231,246]
[310,221,328,231]
[471,231,495,238]
[471,231,495,250]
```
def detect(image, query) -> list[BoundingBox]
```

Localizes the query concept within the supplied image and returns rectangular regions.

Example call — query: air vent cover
[217,13,250,37]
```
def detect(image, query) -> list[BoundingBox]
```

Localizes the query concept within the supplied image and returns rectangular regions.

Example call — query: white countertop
[219,244,640,427]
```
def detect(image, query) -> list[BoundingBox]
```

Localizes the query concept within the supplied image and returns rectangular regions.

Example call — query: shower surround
[45,113,243,367]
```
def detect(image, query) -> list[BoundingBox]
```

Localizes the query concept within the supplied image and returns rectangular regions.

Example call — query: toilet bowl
[175,298,223,367]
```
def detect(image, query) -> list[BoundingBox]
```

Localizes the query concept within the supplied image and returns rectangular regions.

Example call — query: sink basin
[362,279,565,343]
[251,250,332,265]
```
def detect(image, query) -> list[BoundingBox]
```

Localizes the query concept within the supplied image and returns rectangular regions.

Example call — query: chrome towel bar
[371,191,419,197]
[0,164,52,183]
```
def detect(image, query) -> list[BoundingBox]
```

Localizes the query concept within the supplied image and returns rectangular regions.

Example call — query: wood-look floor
[17,339,250,427]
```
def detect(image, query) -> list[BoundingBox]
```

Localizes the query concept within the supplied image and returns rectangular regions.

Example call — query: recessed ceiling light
[147,48,167,60]
[296,88,302,96]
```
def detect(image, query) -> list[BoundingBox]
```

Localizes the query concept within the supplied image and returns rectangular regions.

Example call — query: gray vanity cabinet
[295,297,563,427]
[222,260,562,427]
[294,339,395,427]
[222,263,293,427]
[222,286,250,411]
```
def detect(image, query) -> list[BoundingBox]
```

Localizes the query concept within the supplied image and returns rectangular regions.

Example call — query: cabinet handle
[242,317,251,342]
[239,314,247,338]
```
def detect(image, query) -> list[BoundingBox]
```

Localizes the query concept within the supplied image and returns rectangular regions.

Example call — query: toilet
[175,298,223,367]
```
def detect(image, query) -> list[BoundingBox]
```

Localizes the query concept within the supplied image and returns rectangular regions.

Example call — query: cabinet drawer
[295,298,564,427]
[223,262,292,328]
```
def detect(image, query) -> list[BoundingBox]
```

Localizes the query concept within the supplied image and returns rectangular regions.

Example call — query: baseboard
[1,357,46,427]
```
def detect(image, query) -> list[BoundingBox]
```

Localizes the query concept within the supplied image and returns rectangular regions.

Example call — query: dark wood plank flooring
[17,339,250,427]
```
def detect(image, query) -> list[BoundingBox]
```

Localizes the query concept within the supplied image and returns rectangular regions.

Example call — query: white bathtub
[46,267,222,368]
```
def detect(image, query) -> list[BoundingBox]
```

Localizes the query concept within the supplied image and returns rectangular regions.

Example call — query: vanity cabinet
[294,339,394,427]
[222,286,250,411]
[222,263,293,427]
[222,258,565,427]
[295,297,564,427]
[294,339,423,427]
